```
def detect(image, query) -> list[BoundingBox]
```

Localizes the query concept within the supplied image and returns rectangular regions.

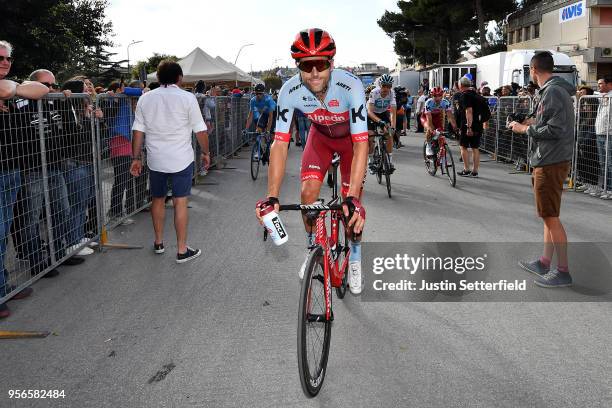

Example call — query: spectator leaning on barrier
[102,81,143,225]
[594,76,612,199]
[510,51,575,288]
[130,60,210,263]
[0,40,46,318]
[576,86,600,193]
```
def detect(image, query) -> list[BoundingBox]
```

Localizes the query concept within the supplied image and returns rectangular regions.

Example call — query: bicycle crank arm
[307,312,334,322]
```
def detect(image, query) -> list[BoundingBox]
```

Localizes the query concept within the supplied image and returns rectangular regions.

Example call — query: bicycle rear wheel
[382,150,392,198]
[423,142,437,176]
[297,246,332,397]
[444,144,456,187]
[250,140,261,180]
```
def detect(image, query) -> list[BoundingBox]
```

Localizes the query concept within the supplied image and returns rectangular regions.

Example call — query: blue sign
[559,1,584,23]
[360,75,374,86]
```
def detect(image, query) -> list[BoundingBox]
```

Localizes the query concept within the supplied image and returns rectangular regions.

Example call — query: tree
[262,74,282,91]
[472,0,517,55]
[378,0,518,66]
[131,53,179,80]
[0,0,114,81]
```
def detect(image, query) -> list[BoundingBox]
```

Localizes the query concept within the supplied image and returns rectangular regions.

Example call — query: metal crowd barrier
[1,93,100,304]
[573,95,611,197]
[1,93,251,304]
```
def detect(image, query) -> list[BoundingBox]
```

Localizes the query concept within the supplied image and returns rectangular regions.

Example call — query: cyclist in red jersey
[421,86,457,156]
[255,28,368,295]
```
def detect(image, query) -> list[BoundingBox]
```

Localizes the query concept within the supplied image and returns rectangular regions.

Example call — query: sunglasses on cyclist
[0,56,13,63]
[297,59,331,73]
[41,82,60,89]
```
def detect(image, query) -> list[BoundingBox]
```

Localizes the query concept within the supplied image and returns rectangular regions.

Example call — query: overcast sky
[106,0,401,72]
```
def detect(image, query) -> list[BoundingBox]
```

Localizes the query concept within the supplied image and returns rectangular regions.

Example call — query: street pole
[127,40,143,80]
[235,43,254,87]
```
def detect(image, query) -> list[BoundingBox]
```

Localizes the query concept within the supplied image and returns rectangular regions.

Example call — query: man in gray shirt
[509,51,575,288]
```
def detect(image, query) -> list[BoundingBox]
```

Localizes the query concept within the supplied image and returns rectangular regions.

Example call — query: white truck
[422,50,579,91]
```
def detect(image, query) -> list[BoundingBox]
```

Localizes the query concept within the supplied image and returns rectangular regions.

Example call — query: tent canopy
[146,47,262,85]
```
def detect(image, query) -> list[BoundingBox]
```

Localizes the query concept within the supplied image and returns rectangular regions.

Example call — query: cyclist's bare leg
[300,179,323,234]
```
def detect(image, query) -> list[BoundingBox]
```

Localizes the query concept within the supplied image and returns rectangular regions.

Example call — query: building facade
[507,0,612,85]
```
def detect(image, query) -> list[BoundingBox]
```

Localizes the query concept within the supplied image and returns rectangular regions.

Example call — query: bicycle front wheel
[297,246,332,397]
[423,142,437,176]
[373,144,382,184]
[382,150,392,198]
[444,144,456,187]
[250,140,260,180]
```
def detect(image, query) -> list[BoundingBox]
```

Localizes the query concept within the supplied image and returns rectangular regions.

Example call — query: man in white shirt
[130,60,210,263]
[595,76,612,199]
[415,88,428,133]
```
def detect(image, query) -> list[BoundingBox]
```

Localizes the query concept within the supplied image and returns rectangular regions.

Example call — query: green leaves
[0,0,113,81]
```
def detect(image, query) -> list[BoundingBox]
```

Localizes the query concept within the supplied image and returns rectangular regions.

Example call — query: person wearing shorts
[509,51,575,288]
[130,61,210,264]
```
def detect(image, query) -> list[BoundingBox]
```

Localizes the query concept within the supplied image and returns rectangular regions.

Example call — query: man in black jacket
[510,51,575,288]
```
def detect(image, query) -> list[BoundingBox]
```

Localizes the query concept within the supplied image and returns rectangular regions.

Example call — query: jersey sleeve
[267,96,277,112]
[424,99,433,113]
[443,99,452,111]
[348,79,368,143]
[273,82,295,142]
[249,97,255,111]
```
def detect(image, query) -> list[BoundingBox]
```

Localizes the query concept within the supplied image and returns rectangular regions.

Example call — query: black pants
[416,113,424,132]
[110,156,135,216]
[577,131,600,185]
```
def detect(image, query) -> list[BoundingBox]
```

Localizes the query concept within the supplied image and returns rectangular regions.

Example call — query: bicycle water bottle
[260,204,289,246]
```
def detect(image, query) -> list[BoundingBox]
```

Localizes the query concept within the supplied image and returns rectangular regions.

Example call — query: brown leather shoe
[9,286,33,300]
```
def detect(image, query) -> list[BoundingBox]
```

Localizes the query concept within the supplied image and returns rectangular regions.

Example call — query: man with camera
[509,51,575,288]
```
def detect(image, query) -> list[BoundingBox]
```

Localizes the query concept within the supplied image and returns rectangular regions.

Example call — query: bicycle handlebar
[279,203,343,211]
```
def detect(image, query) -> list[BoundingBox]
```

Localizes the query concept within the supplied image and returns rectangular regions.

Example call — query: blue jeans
[297,116,310,146]
[16,171,45,268]
[48,169,70,260]
[596,134,612,191]
[0,170,20,298]
[64,160,94,246]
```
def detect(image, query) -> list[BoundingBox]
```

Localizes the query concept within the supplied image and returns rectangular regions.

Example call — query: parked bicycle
[423,129,457,187]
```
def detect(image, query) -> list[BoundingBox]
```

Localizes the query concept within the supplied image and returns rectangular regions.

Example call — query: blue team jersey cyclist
[245,83,276,133]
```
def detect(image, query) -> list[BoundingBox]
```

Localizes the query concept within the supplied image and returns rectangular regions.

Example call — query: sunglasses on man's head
[297,59,331,73]
[41,82,60,89]
[0,56,13,63]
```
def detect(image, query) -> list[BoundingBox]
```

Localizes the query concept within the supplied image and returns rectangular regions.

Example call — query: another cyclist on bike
[367,74,396,174]
[245,84,275,131]
[255,28,368,295]
[421,86,457,156]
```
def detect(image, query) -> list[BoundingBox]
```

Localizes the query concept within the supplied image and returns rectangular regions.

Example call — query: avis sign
[559,1,585,24]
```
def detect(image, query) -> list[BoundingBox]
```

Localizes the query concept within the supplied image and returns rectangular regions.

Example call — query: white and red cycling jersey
[274,69,368,195]
[274,69,368,143]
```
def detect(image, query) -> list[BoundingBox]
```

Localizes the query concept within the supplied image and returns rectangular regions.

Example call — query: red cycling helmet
[430,86,444,97]
[291,28,336,60]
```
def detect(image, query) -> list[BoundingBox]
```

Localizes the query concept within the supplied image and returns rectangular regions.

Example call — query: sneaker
[425,144,434,156]
[67,243,94,256]
[457,169,471,177]
[81,237,98,248]
[368,160,377,175]
[518,259,550,277]
[0,303,10,318]
[121,218,136,226]
[176,247,201,264]
[584,187,598,195]
[535,269,573,288]
[589,187,603,196]
[600,192,612,200]
[8,286,33,300]
[575,184,587,192]
[469,171,479,178]
[154,242,165,254]
[42,268,60,278]
[298,250,310,280]
[349,261,362,295]
[62,257,85,266]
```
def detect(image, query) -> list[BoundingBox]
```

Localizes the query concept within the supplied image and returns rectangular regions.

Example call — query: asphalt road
[2,132,611,408]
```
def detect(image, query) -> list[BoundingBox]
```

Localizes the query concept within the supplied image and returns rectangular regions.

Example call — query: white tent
[214,56,263,85]
[146,47,262,85]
